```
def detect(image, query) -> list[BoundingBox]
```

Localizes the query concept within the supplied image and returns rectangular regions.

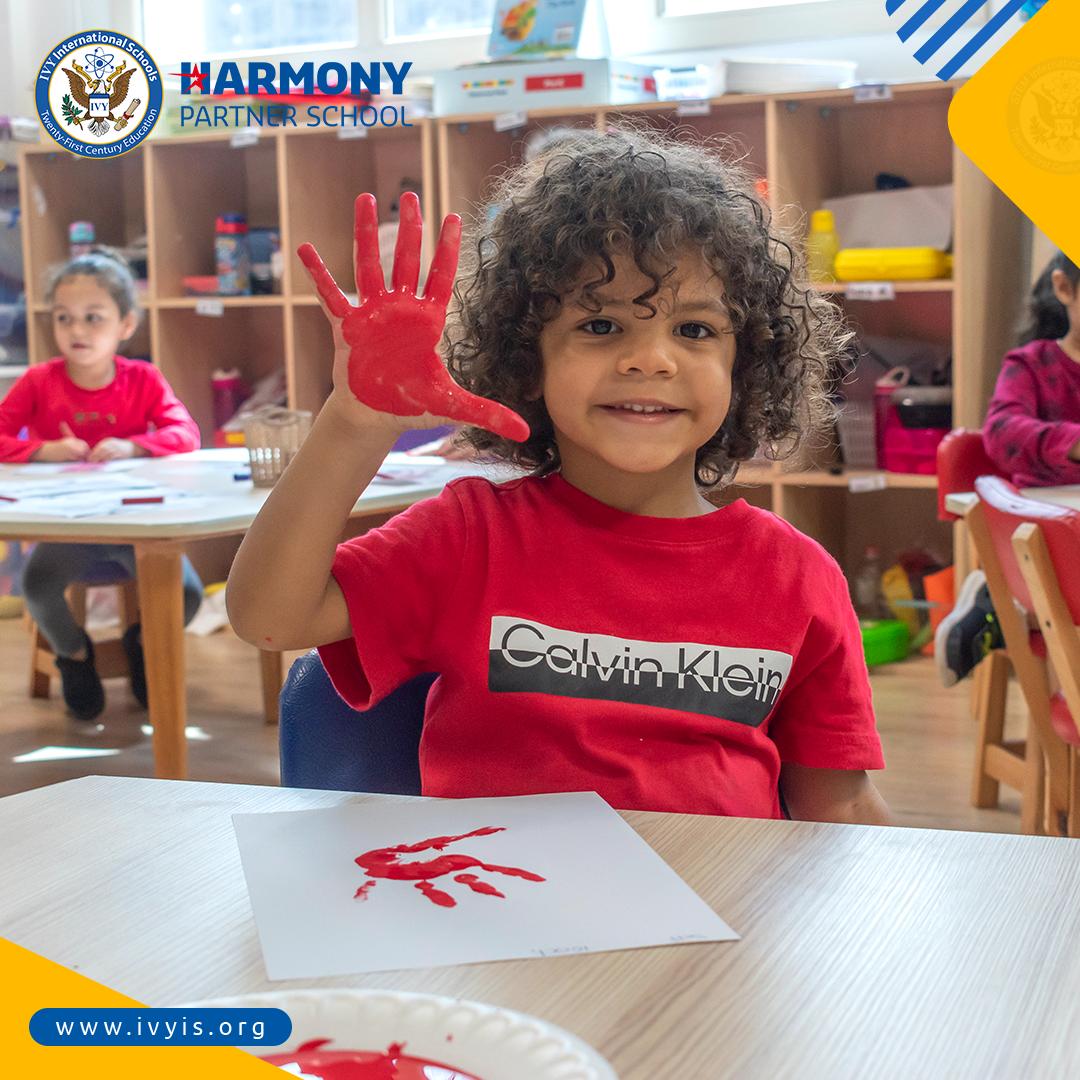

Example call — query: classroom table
[4,775,1080,1078]
[0,450,490,780]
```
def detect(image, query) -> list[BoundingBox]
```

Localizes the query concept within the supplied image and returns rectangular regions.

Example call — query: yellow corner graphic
[0,937,280,1078]
[949,0,1080,263]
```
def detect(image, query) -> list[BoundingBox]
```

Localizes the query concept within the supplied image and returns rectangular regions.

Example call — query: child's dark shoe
[55,633,105,722]
[934,570,1005,688]
[121,623,148,708]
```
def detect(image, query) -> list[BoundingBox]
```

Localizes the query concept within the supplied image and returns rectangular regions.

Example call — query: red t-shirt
[984,339,1080,488]
[0,357,200,463]
[320,473,883,817]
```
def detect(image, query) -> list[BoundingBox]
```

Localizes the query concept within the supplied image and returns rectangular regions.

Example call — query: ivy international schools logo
[36,30,162,157]
[1009,57,1080,175]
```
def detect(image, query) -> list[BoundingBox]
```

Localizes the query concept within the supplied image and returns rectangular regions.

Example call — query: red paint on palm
[353,825,545,908]
[262,1037,483,1079]
[297,192,529,442]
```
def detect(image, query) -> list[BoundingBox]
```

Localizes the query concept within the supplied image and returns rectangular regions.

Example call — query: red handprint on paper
[297,192,530,442]
[353,826,545,908]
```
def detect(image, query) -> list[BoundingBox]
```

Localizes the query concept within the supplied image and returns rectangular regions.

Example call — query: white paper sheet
[0,473,158,500]
[233,792,738,980]
[2,485,191,518]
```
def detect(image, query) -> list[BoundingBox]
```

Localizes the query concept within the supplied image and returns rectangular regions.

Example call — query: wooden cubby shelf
[19,81,1029,577]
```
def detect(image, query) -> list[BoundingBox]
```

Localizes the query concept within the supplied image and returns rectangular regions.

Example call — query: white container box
[725,58,857,94]
[653,63,728,101]
[434,58,657,117]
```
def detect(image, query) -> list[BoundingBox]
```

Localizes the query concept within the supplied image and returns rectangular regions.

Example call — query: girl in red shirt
[937,251,1080,685]
[0,248,203,723]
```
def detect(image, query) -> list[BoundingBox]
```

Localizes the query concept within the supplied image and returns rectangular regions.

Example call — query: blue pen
[234,472,251,481]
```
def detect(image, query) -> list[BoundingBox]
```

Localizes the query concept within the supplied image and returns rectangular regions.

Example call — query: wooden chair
[1012,490,1080,837]
[29,562,284,725]
[968,476,1073,834]
[936,431,1021,817]
[28,562,140,699]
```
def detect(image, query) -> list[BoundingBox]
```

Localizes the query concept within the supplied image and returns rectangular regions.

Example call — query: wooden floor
[0,616,1028,833]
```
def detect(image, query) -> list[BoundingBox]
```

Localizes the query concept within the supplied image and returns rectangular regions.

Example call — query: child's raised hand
[297,192,529,443]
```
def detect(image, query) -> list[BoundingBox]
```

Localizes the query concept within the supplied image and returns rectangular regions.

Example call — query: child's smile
[538,248,736,515]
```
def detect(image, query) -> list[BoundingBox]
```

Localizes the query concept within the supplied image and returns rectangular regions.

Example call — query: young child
[228,129,890,824]
[936,251,1080,686]
[0,248,203,723]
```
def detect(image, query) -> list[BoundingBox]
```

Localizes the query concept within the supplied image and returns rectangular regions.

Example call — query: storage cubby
[768,84,953,225]
[284,125,429,301]
[154,304,286,444]
[288,302,334,416]
[438,111,602,222]
[20,148,147,297]
[147,134,280,299]
[611,99,769,180]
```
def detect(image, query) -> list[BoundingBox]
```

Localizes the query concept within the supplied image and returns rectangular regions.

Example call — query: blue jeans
[22,543,203,658]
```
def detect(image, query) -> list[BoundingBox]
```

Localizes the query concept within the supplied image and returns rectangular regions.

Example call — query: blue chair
[278,650,432,794]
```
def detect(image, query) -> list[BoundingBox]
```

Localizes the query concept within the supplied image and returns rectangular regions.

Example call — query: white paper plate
[188,989,617,1079]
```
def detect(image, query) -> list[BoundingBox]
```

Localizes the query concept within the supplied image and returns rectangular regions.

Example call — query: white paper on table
[7,459,143,475]
[232,791,738,980]
[0,473,158,500]
[4,485,191,518]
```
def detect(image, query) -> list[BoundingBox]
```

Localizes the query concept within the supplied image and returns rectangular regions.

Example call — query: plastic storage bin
[835,247,950,282]
[861,619,910,666]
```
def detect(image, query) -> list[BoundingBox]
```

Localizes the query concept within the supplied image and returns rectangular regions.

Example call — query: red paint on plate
[262,1037,482,1079]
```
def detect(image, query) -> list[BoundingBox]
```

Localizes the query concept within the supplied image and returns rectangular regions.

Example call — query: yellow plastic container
[834,247,951,282]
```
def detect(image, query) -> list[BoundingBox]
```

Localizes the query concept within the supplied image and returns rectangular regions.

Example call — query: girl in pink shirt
[1,248,203,723]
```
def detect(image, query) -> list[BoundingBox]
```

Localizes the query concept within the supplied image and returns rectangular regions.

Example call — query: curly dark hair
[444,124,849,487]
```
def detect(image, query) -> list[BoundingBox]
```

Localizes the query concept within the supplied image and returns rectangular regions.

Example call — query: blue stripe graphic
[885,0,909,13]
[898,0,952,43]
[937,0,1030,79]
[914,0,991,63]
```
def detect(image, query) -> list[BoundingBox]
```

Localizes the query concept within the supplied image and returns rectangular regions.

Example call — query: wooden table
[4,776,1080,1078]
[0,451,488,779]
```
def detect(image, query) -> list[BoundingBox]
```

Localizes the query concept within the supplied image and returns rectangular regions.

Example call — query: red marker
[121,495,165,505]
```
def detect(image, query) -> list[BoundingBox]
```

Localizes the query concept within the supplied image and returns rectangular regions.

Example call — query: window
[386,0,495,40]
[663,0,837,14]
[142,0,359,58]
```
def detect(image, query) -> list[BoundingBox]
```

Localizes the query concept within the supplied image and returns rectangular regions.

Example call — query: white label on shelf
[195,299,225,317]
[494,110,528,132]
[229,128,260,148]
[846,281,896,302]
[848,473,888,493]
[853,83,892,103]
[676,100,711,117]
[337,125,368,140]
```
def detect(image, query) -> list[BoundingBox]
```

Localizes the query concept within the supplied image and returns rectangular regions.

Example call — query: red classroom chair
[936,431,1024,819]
[1012,488,1080,836]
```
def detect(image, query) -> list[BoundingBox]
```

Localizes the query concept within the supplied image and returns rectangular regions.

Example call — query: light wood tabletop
[0,450,492,779]
[4,776,1080,1079]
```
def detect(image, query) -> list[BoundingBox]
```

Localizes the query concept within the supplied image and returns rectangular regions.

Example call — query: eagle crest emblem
[61,54,140,137]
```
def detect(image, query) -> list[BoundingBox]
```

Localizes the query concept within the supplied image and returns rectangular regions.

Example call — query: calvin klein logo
[488,617,792,726]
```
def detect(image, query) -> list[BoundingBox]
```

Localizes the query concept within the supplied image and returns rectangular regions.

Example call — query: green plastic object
[860,619,910,667]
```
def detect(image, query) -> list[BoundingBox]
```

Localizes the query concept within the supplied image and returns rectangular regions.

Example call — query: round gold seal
[1009,57,1080,175]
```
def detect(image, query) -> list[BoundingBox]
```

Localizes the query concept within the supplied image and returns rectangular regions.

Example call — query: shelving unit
[18,80,1028,578]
